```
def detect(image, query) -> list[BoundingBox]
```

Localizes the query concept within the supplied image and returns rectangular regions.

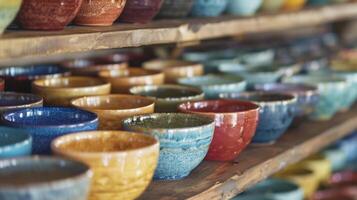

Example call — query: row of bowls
[0,0,352,33]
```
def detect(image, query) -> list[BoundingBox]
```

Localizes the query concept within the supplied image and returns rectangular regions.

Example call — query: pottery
[244,178,304,200]
[323,145,347,172]
[143,59,204,83]
[260,0,286,13]
[283,75,348,120]
[0,156,91,200]
[190,0,228,17]
[254,83,319,116]
[130,84,204,113]
[178,75,246,99]
[299,154,332,184]
[182,49,238,63]
[239,49,275,68]
[119,0,163,23]
[123,113,215,180]
[52,131,159,200]
[221,92,296,144]
[308,0,330,6]
[99,68,164,94]
[75,0,126,26]
[330,70,357,111]
[226,0,263,16]
[178,100,260,161]
[17,0,83,30]
[232,195,275,200]
[336,132,357,162]
[71,94,155,130]
[2,107,99,154]
[0,79,4,91]
[282,0,306,11]
[156,0,195,18]
[0,127,32,158]
[312,186,357,200]
[32,76,111,106]
[0,0,22,34]
[0,65,70,93]
[0,92,43,114]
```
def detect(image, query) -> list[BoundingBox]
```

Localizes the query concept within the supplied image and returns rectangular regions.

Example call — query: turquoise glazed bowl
[331,70,357,111]
[336,132,357,163]
[178,75,246,99]
[232,195,275,200]
[239,49,275,68]
[0,156,91,200]
[284,75,348,121]
[226,0,263,16]
[308,0,330,6]
[123,113,215,180]
[1,107,98,154]
[0,92,43,114]
[0,1,22,34]
[190,0,228,17]
[323,145,347,172]
[0,127,32,158]
[221,92,297,144]
[244,179,304,200]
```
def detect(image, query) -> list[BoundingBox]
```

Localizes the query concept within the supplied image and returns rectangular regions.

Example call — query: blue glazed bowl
[1,107,98,154]
[123,113,215,180]
[283,75,348,121]
[190,0,228,17]
[0,156,91,200]
[178,75,247,99]
[323,144,347,172]
[0,92,43,114]
[0,127,32,158]
[336,131,357,163]
[220,92,297,144]
[226,0,263,16]
[244,179,304,200]
[232,194,275,200]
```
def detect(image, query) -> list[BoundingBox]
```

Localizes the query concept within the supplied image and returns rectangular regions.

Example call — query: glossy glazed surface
[157,0,195,18]
[336,132,357,162]
[119,0,163,23]
[190,0,228,17]
[260,0,285,12]
[2,107,99,154]
[178,100,260,161]
[0,127,32,158]
[71,94,155,130]
[323,145,347,172]
[282,0,306,11]
[52,131,159,200]
[0,0,22,34]
[0,92,43,114]
[226,0,263,16]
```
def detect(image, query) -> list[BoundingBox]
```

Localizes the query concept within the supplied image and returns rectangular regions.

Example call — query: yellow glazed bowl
[300,154,332,184]
[32,76,111,106]
[0,0,22,34]
[52,131,159,200]
[282,0,306,11]
[71,95,155,130]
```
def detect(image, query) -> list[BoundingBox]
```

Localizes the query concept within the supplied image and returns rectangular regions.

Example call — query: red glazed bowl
[75,0,127,26]
[329,171,357,186]
[17,0,83,30]
[0,79,4,92]
[312,186,357,200]
[119,0,164,23]
[178,100,260,161]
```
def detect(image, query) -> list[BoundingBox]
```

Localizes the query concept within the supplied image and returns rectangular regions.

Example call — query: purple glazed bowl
[119,0,164,23]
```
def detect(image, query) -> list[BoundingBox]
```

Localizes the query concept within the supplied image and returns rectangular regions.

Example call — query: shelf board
[1,3,357,66]
[140,106,357,200]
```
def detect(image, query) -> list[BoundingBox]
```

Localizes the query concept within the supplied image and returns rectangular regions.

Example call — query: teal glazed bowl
[123,113,215,180]
[226,0,263,16]
[323,145,347,172]
[178,75,246,99]
[239,49,275,68]
[0,156,91,200]
[244,179,304,200]
[0,92,43,114]
[0,127,32,158]
[331,70,357,111]
[0,1,22,34]
[190,0,228,17]
[284,75,348,121]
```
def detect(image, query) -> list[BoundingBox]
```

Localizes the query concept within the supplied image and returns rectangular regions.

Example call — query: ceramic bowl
[336,132,357,162]
[71,94,155,130]
[299,154,332,184]
[74,0,126,26]
[178,75,247,99]
[190,0,228,17]
[330,70,357,111]
[0,65,70,93]
[260,0,285,13]
[0,156,91,200]
[329,170,357,187]
[244,178,304,200]
[220,92,296,144]
[0,0,22,34]
[32,76,111,106]
[239,49,275,68]
[2,107,99,154]
[283,75,348,120]
[308,0,330,6]
[143,59,204,83]
[52,131,159,200]
[232,195,275,200]
[282,0,306,11]
[0,79,4,91]
[323,145,347,172]
[178,100,260,161]
[0,127,32,158]
[99,68,164,94]
[156,0,195,18]
[17,0,83,30]
[312,186,357,200]
[119,0,163,23]
[254,83,319,117]
[129,84,204,112]
[182,49,238,63]
[123,113,215,180]
[0,92,43,114]
[226,0,263,16]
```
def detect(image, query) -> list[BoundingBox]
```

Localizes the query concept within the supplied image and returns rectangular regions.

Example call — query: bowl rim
[98,68,164,80]
[0,65,71,80]
[178,74,246,88]
[0,127,32,154]
[219,91,297,106]
[143,59,202,71]
[0,92,43,110]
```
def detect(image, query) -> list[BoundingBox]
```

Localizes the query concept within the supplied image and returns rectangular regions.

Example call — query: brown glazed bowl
[99,68,164,94]
[143,59,204,83]
[17,0,83,30]
[156,0,195,18]
[118,0,164,23]
[71,95,155,130]
[75,0,127,26]
[32,76,111,106]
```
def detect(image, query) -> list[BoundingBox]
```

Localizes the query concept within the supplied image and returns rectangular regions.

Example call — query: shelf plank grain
[140,106,357,200]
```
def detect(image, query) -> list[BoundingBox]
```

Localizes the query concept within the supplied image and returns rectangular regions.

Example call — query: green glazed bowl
[0,0,22,34]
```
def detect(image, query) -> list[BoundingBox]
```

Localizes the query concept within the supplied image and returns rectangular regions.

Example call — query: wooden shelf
[140,106,357,200]
[1,3,357,66]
